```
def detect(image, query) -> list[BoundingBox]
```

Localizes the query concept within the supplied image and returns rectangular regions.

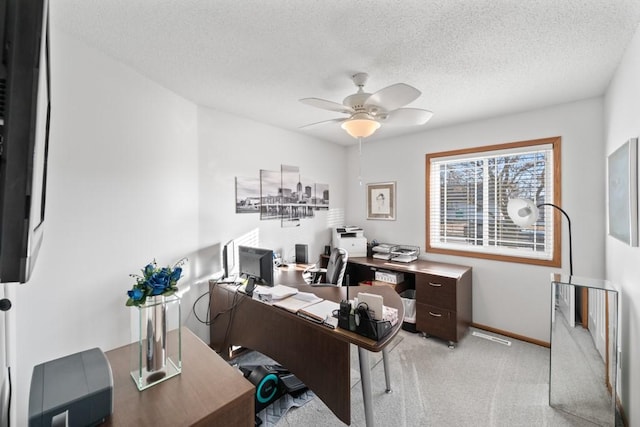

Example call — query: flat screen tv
[238,245,274,286]
[0,0,51,283]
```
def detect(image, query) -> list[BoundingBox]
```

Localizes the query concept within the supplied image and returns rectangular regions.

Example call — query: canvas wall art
[607,137,638,246]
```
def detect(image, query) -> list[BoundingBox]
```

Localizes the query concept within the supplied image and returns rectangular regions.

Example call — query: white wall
[189,107,347,340]
[604,23,640,427]
[6,20,348,427]
[8,29,200,425]
[197,106,347,261]
[346,98,606,343]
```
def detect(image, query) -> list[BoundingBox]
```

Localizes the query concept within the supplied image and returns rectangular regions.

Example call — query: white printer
[332,226,367,257]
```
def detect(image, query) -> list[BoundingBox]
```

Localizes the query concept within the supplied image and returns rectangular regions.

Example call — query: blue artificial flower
[127,258,187,306]
[128,288,144,301]
[148,270,171,295]
[170,267,182,282]
[144,263,155,277]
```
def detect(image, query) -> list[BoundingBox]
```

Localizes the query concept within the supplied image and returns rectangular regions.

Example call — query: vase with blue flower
[126,258,186,390]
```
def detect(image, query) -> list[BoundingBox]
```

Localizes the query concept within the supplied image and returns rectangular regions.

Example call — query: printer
[332,226,367,257]
[29,348,113,427]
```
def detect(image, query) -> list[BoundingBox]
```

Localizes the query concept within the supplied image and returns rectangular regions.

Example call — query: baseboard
[471,323,550,348]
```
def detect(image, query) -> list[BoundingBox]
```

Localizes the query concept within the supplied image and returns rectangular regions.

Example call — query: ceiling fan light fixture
[301,73,432,137]
[341,113,381,138]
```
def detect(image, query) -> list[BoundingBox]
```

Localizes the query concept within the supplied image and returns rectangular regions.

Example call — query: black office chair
[307,248,348,287]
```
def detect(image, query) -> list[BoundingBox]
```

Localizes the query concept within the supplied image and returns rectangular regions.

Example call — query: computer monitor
[238,245,274,286]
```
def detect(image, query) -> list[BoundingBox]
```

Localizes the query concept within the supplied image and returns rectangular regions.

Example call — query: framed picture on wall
[367,182,396,220]
[607,137,638,246]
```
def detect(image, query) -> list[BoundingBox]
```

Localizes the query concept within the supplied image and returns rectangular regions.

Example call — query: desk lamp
[507,198,573,275]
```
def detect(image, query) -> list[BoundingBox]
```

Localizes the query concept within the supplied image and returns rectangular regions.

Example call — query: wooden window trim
[425,136,562,267]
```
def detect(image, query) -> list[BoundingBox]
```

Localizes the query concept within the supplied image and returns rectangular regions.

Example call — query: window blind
[428,142,556,261]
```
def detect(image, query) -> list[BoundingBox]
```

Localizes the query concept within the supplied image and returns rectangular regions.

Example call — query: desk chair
[307,248,348,286]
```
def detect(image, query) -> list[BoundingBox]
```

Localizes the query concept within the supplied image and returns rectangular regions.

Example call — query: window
[426,137,561,267]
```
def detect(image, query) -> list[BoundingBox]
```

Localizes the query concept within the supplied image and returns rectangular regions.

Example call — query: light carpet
[276,328,617,426]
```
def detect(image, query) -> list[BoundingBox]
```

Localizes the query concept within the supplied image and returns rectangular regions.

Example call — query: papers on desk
[241,283,340,329]
[382,306,399,326]
[273,292,322,313]
[252,284,298,302]
[297,300,340,329]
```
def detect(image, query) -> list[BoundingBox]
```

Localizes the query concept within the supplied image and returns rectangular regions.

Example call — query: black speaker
[295,244,308,264]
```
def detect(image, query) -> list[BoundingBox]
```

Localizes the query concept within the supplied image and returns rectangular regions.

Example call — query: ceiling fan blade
[299,117,346,129]
[383,108,433,126]
[364,83,421,111]
[299,98,354,114]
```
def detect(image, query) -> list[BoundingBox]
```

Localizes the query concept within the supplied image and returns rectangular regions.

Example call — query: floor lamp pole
[538,203,573,276]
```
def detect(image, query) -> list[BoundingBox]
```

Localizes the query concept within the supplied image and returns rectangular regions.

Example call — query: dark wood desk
[209,266,404,426]
[104,327,254,426]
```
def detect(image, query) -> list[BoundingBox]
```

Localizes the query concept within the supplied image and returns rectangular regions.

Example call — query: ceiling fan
[299,72,433,139]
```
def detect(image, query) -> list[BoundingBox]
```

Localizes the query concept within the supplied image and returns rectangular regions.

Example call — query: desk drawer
[416,302,457,342]
[415,275,456,310]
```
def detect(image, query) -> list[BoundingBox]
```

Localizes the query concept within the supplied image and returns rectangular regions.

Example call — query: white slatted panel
[429,144,555,260]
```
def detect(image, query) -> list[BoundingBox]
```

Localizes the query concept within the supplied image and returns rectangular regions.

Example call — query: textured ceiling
[52,0,640,145]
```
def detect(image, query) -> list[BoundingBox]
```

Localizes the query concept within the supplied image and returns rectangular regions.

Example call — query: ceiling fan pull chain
[358,137,363,186]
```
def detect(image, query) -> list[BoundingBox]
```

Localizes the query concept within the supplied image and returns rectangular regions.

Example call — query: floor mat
[256,389,316,427]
